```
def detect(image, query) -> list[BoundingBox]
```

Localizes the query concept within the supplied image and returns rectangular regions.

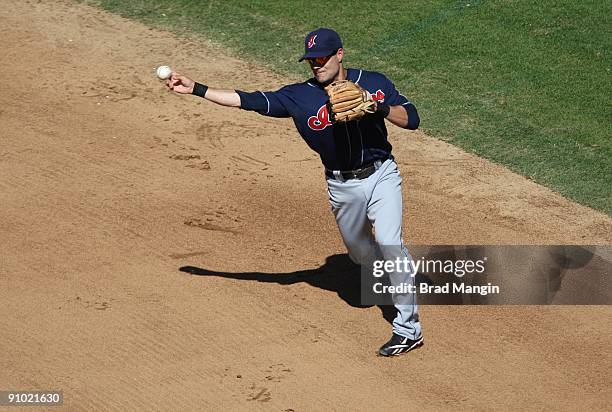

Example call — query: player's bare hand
[167,72,195,94]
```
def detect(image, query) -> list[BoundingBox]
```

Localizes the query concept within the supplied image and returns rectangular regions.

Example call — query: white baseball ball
[156,65,172,80]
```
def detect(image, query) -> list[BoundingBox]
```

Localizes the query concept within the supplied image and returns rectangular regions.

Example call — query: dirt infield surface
[1,1,611,410]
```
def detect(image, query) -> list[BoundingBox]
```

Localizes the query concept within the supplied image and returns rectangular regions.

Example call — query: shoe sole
[378,337,424,357]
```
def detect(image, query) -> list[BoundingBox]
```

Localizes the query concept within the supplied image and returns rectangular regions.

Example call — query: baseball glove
[324,80,376,122]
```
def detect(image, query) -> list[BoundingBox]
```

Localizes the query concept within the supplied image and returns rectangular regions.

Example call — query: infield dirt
[1,1,611,410]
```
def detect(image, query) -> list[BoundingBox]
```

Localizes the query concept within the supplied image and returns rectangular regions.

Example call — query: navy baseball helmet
[298,28,343,62]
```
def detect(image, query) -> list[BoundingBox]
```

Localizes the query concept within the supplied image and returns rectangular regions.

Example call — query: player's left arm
[375,76,420,130]
[383,105,412,128]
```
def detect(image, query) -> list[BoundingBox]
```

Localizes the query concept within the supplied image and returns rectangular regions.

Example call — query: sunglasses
[306,50,338,67]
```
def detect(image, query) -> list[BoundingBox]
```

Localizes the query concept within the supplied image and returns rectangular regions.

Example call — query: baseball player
[167,28,422,357]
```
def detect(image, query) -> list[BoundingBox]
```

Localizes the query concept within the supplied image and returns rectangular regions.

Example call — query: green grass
[89,0,611,215]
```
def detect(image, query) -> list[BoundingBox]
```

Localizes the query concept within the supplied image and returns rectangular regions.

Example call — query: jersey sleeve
[237,86,293,118]
[380,74,420,130]
[381,75,410,106]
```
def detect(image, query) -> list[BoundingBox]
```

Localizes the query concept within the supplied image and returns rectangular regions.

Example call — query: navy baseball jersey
[236,68,419,171]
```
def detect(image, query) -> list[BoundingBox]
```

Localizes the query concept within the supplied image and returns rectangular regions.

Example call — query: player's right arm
[167,72,290,117]
[167,72,241,107]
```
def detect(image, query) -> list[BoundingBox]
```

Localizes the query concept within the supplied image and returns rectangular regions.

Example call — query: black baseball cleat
[378,333,424,357]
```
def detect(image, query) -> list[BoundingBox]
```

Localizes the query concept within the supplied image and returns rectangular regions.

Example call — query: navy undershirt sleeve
[404,103,420,130]
[236,90,268,112]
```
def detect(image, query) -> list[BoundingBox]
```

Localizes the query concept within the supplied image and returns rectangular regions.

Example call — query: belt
[325,157,388,181]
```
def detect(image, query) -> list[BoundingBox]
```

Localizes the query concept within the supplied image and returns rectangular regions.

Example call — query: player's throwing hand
[166,72,195,94]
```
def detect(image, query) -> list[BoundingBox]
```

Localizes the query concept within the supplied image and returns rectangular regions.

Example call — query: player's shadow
[180,253,398,324]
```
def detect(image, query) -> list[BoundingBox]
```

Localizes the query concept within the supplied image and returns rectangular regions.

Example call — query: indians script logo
[307,89,385,131]
[307,35,317,49]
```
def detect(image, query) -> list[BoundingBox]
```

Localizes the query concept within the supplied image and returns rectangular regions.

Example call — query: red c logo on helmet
[307,35,317,49]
